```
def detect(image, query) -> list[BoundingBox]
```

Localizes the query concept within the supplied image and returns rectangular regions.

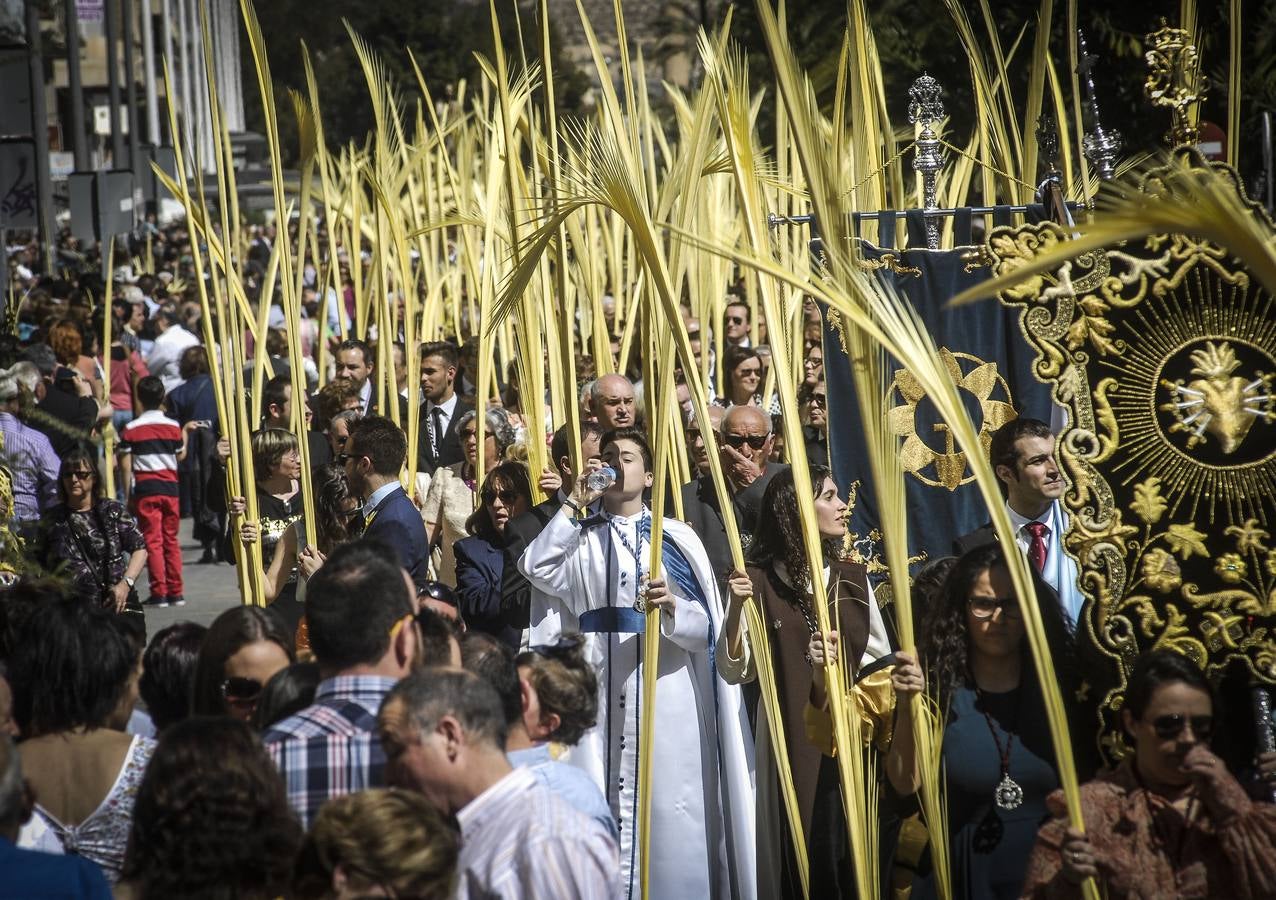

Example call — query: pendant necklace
[980,689,1024,811]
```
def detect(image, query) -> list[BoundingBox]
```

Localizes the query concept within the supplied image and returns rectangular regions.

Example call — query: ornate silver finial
[1077,29,1122,181]
[908,73,945,249]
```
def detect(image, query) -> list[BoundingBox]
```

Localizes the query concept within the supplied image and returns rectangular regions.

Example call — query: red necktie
[1025,522,1049,573]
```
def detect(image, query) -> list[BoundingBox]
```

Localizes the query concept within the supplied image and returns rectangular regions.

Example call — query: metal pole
[123,0,141,173]
[176,0,193,159]
[160,0,173,143]
[140,0,159,142]
[63,0,89,171]
[104,0,125,166]
[25,0,55,270]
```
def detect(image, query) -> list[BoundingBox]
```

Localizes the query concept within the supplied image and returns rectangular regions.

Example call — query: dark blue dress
[912,682,1059,900]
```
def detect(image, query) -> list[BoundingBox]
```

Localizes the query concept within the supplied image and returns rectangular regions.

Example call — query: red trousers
[133,494,183,597]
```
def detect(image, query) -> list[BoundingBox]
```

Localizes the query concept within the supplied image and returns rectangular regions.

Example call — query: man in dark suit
[260,374,332,468]
[416,341,473,476]
[681,404,787,591]
[500,421,605,639]
[343,415,429,589]
[952,417,1084,625]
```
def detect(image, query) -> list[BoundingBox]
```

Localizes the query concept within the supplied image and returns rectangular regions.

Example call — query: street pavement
[141,518,244,634]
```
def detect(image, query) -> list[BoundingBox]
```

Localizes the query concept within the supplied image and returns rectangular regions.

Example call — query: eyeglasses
[968,596,1023,620]
[725,315,746,325]
[722,433,768,450]
[1150,713,1214,741]
[807,394,827,407]
[62,470,95,481]
[482,489,519,505]
[220,677,262,706]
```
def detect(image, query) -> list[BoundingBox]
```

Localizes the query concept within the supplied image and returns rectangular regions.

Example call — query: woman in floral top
[32,442,147,621]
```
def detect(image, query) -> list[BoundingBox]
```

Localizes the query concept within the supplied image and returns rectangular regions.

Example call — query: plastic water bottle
[585,466,616,493]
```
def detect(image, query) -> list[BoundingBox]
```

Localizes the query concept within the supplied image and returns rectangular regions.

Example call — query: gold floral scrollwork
[856,252,922,278]
[983,153,1276,762]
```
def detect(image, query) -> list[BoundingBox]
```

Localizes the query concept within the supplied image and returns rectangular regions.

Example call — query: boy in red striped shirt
[119,375,192,607]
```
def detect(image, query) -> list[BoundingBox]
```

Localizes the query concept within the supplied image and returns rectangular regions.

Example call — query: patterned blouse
[1022,759,1276,899]
[32,500,146,606]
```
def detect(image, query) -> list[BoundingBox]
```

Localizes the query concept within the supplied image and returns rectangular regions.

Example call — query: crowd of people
[2,222,1275,900]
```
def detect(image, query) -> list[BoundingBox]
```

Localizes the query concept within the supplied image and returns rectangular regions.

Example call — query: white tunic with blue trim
[520,506,757,900]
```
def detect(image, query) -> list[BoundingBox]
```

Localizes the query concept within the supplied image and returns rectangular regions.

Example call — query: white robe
[520,507,757,900]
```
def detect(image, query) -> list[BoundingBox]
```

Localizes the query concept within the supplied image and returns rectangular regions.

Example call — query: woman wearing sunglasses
[452,461,532,647]
[1023,649,1276,898]
[31,442,148,622]
[190,606,295,723]
[718,345,766,409]
[240,463,364,640]
[422,406,517,586]
[865,542,1085,900]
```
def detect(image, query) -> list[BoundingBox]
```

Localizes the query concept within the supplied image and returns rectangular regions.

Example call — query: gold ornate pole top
[1144,18,1205,148]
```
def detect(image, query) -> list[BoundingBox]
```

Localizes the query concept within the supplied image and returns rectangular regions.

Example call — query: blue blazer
[0,838,112,899]
[363,485,429,589]
[454,534,519,647]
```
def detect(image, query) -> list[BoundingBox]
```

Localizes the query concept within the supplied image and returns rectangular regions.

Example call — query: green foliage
[240,0,590,165]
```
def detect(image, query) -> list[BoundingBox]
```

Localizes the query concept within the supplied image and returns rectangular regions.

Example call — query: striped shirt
[118,409,182,498]
[455,765,620,900]
[262,675,394,828]
[0,412,60,522]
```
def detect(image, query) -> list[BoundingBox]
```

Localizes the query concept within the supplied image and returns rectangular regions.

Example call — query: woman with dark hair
[240,463,363,639]
[31,442,147,623]
[717,345,765,408]
[189,606,294,722]
[453,460,533,646]
[252,661,322,732]
[9,597,153,882]
[1023,650,1276,898]
[719,463,893,897]
[422,406,516,586]
[293,788,457,900]
[224,427,304,574]
[877,542,1083,900]
[138,621,207,733]
[118,716,302,899]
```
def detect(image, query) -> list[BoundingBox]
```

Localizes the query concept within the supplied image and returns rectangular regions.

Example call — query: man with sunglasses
[263,541,419,828]
[723,297,752,349]
[681,404,787,591]
[341,416,429,589]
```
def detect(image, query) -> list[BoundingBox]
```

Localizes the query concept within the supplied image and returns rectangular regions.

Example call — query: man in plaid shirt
[262,540,419,827]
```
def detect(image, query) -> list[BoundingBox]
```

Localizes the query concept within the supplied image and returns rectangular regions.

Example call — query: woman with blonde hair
[293,788,457,900]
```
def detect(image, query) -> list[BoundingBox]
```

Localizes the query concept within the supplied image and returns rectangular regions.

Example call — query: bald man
[590,374,637,430]
[680,404,787,587]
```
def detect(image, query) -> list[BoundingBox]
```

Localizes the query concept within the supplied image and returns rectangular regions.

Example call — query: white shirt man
[145,311,200,392]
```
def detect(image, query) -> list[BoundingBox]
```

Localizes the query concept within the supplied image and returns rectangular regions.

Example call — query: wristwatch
[124,575,137,588]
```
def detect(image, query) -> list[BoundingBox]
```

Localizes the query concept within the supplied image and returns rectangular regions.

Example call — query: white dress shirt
[425,391,459,454]
[146,325,200,392]
[455,765,619,900]
[1005,498,1085,625]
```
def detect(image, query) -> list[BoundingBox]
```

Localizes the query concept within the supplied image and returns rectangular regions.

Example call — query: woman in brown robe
[719,464,894,898]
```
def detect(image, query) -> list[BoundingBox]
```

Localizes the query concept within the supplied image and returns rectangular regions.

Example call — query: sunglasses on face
[736,366,762,378]
[807,394,827,407]
[1150,713,1214,741]
[62,470,95,481]
[482,489,519,505]
[723,433,768,450]
[221,677,262,705]
[968,596,1023,620]
[725,316,746,325]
